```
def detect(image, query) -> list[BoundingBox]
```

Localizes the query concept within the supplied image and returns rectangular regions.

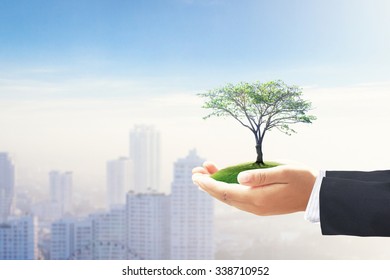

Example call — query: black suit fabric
[320,170,390,236]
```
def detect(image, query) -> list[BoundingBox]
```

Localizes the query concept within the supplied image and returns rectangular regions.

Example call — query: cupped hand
[192,163,317,216]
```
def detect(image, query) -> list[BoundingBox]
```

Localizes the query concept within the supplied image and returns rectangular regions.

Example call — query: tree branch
[216,106,255,133]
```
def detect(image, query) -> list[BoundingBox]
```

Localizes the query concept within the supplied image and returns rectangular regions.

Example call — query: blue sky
[1,0,389,96]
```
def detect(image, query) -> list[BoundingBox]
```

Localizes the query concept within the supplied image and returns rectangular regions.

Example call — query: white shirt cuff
[304,170,326,223]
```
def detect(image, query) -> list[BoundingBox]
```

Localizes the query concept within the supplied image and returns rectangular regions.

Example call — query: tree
[199,80,316,165]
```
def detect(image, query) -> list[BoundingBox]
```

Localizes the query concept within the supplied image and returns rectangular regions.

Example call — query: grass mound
[211,161,280,184]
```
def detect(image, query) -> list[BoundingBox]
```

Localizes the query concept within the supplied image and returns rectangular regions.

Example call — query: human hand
[192,162,317,216]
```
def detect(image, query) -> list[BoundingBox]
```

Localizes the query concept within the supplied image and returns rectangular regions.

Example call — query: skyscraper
[170,149,214,259]
[49,171,73,218]
[0,152,14,222]
[126,192,170,260]
[129,125,160,193]
[0,215,38,260]
[106,157,132,207]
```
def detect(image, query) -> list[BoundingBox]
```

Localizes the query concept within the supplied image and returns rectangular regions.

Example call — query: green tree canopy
[199,80,316,164]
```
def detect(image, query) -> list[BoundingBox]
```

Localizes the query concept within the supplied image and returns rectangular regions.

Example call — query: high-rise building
[0,215,38,260]
[126,192,170,260]
[106,157,132,207]
[0,152,14,222]
[50,206,126,260]
[49,171,73,218]
[51,218,77,260]
[51,217,93,260]
[170,149,214,259]
[73,218,94,260]
[90,205,126,260]
[129,125,160,193]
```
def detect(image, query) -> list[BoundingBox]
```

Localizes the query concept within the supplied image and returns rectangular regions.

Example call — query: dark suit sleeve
[326,170,390,182]
[320,170,390,236]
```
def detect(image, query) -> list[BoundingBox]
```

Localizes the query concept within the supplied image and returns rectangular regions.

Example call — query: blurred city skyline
[1,146,215,260]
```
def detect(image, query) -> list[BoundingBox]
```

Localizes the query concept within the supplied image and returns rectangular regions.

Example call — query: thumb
[237,166,288,186]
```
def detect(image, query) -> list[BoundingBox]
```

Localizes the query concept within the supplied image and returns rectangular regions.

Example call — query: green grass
[211,161,281,184]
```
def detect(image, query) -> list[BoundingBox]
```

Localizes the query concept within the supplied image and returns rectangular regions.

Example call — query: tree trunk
[255,144,264,165]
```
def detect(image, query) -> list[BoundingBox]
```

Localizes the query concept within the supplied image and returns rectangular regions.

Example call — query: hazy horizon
[3,82,390,197]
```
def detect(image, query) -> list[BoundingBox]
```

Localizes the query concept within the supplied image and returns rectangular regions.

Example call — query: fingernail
[238,171,250,183]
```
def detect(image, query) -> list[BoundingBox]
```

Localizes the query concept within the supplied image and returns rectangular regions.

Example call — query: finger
[192,173,251,205]
[192,166,210,175]
[237,165,290,186]
[202,161,219,175]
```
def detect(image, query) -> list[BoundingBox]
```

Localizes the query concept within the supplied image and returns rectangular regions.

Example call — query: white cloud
[0,76,195,100]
